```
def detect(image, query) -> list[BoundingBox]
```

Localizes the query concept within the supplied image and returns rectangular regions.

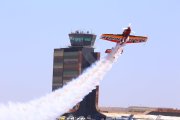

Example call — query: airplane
[100,26,148,53]
[120,114,136,120]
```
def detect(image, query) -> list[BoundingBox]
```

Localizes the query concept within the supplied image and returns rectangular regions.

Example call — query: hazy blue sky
[0,0,180,108]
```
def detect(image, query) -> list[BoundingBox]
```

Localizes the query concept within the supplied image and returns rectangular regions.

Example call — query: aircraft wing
[127,35,148,43]
[100,34,123,42]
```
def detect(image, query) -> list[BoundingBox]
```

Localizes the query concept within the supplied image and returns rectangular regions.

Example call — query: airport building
[52,31,106,119]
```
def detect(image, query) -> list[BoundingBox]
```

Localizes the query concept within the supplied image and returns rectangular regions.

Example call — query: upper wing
[100,34,123,43]
[127,35,148,43]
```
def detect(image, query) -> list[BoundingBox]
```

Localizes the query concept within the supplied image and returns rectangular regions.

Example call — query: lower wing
[100,34,123,42]
[127,35,148,43]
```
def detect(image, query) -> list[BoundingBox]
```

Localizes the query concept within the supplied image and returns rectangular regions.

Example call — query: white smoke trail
[0,43,124,120]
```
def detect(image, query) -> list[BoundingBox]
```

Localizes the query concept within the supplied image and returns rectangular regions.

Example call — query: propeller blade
[131,31,135,35]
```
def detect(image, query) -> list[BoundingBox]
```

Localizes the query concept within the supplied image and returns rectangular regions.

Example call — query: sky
[0,0,180,109]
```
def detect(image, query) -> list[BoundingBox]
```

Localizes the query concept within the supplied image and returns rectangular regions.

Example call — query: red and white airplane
[100,27,148,53]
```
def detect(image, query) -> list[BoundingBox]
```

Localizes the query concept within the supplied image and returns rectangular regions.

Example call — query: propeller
[122,23,131,30]
[131,30,135,35]
[122,23,135,34]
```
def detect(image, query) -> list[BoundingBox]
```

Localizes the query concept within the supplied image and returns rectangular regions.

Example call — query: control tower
[52,31,106,119]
